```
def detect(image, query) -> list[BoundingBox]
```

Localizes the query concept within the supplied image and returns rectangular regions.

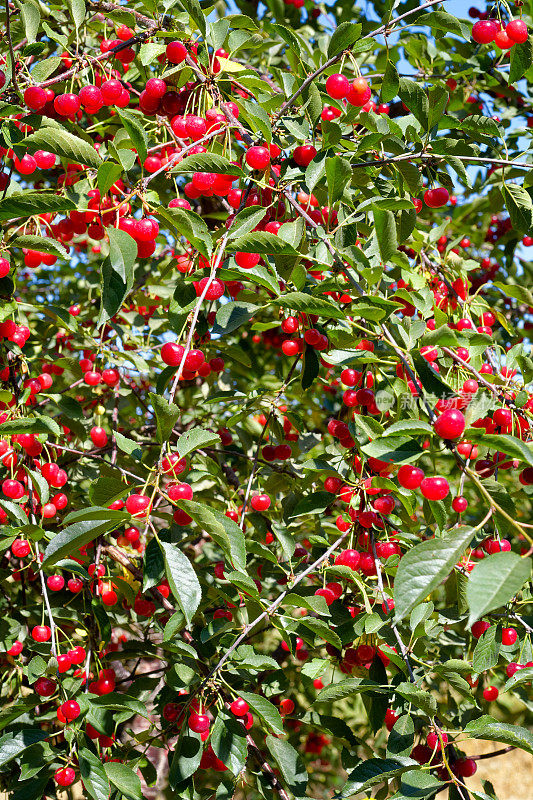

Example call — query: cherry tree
[0,0,532,798]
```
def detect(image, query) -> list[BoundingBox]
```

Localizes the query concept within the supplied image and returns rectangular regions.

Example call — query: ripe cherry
[11,539,31,558]
[325,73,350,99]
[245,146,270,171]
[47,575,65,591]
[61,700,81,722]
[454,758,477,778]
[230,698,250,717]
[424,187,449,208]
[7,641,23,657]
[483,685,499,701]
[90,426,108,448]
[506,19,528,43]
[501,627,517,646]
[420,476,449,501]
[24,85,47,110]
[347,77,371,106]
[397,465,424,490]
[35,676,56,696]
[452,496,468,513]
[434,408,465,439]
[251,493,271,511]
[471,620,490,639]
[472,19,499,44]
[125,493,152,517]
[385,708,399,731]
[189,713,210,733]
[54,767,76,787]
[427,731,448,750]
[279,698,295,715]
[334,549,360,570]
[32,625,52,642]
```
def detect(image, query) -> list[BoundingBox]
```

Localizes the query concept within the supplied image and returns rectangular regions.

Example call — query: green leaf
[43,515,124,567]
[372,206,398,262]
[0,416,60,436]
[423,11,470,39]
[149,393,180,444]
[179,0,206,35]
[395,682,437,718]
[271,291,345,319]
[116,108,148,164]
[106,226,136,285]
[472,433,533,467]
[97,162,123,197]
[394,526,476,621]
[0,192,75,221]
[88,474,129,507]
[326,155,352,206]
[0,730,48,768]
[503,665,533,692]
[79,747,110,800]
[239,692,284,735]
[21,3,41,42]
[342,757,418,797]
[464,716,533,755]
[314,678,381,704]
[157,206,213,258]
[302,344,320,390]
[169,732,203,787]
[467,553,531,627]
[212,301,260,336]
[210,712,248,774]
[382,60,399,103]
[327,22,362,56]
[159,541,201,626]
[266,735,308,794]
[289,491,332,518]
[361,435,422,464]
[227,231,298,256]
[104,762,142,800]
[177,428,221,459]
[472,624,500,673]
[69,0,86,29]
[387,715,415,758]
[180,499,246,571]
[503,183,533,235]
[12,234,68,259]
[398,78,428,129]
[173,152,243,177]
[23,128,102,168]
[509,36,533,84]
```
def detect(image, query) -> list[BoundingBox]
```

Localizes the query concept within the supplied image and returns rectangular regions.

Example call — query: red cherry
[427,731,448,750]
[0,257,10,278]
[230,698,250,717]
[161,342,185,367]
[471,620,490,639]
[424,187,449,208]
[420,476,449,501]
[279,698,294,715]
[47,575,65,591]
[100,79,123,105]
[24,85,48,110]
[189,713,210,732]
[434,408,465,439]
[68,646,87,664]
[293,144,317,167]
[235,251,260,269]
[472,19,499,44]
[32,625,52,642]
[245,146,270,171]
[452,496,468,513]
[502,627,517,646]
[7,641,23,656]
[250,493,271,511]
[125,493,152,517]
[483,685,499,701]
[325,73,350,99]
[54,767,76,787]
[506,19,528,43]
[61,699,81,721]
[11,538,31,558]
[166,41,188,63]
[346,77,371,106]
[35,676,56,696]
[454,758,477,778]
[397,465,424,490]
[385,708,399,731]
[54,93,81,116]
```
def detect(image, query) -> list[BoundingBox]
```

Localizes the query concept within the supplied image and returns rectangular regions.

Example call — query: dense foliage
[0,0,532,798]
